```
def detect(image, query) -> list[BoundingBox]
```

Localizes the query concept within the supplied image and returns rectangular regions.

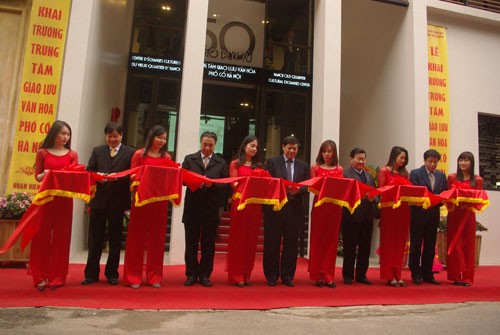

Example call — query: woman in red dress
[226,135,262,287]
[377,146,410,287]
[446,151,483,286]
[32,120,78,291]
[123,125,173,289]
[308,140,343,288]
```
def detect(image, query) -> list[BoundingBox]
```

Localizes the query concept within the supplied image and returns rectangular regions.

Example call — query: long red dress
[31,148,78,287]
[226,160,262,283]
[123,149,172,287]
[378,166,410,281]
[308,165,344,283]
[446,174,483,284]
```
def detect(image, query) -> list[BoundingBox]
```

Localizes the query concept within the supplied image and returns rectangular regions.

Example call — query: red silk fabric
[304,177,374,213]
[132,166,183,206]
[1,165,490,258]
[0,169,91,253]
[233,176,287,211]
[440,188,489,256]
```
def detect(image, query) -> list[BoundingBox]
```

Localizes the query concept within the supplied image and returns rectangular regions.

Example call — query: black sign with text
[129,53,182,75]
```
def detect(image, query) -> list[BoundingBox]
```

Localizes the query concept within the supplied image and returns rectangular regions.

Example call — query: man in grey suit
[341,147,379,285]
[82,122,135,286]
[409,149,448,285]
[263,136,310,287]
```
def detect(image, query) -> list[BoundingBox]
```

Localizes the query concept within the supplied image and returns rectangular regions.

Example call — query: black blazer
[87,144,135,210]
[265,156,310,206]
[342,167,379,222]
[182,151,228,223]
[409,165,448,219]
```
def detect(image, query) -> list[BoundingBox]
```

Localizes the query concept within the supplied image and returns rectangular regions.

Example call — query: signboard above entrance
[129,53,182,75]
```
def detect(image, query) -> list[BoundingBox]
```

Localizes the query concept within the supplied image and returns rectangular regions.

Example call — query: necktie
[286,159,293,181]
[359,171,367,184]
[110,148,117,158]
[203,156,209,168]
[429,173,435,190]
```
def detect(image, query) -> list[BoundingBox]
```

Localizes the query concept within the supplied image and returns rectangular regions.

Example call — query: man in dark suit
[82,122,135,285]
[341,147,379,285]
[409,149,448,285]
[182,131,228,287]
[263,136,310,287]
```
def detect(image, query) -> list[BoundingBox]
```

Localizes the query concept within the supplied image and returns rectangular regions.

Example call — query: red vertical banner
[7,0,72,193]
[427,24,450,174]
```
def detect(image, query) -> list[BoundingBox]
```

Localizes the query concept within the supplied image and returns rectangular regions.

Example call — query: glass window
[265,0,313,74]
[478,113,500,190]
[131,0,187,58]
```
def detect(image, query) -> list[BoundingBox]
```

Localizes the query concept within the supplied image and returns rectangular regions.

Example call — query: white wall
[426,5,500,264]
[59,0,134,258]
[340,0,414,170]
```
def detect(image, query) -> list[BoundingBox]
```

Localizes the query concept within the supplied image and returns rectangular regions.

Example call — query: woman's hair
[40,120,72,149]
[236,135,261,169]
[143,125,168,157]
[386,146,409,177]
[456,151,477,187]
[315,140,338,166]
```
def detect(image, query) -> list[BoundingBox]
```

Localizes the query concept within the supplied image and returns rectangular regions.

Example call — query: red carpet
[1,255,500,310]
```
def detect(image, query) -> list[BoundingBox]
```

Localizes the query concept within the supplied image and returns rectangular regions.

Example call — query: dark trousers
[409,208,439,280]
[263,203,302,282]
[84,207,124,280]
[183,218,219,279]
[341,217,373,281]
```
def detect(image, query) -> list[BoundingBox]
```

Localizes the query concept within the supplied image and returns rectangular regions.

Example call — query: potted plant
[0,192,33,263]
[436,215,487,266]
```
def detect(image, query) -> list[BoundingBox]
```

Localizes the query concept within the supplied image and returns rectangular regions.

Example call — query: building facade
[1,0,500,264]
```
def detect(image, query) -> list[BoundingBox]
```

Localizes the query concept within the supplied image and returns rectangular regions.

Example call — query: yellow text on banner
[7,0,72,194]
[427,24,450,174]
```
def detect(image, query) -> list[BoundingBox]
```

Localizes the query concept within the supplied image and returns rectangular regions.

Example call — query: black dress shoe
[107,278,118,285]
[315,280,324,287]
[282,279,295,287]
[423,278,440,285]
[236,282,245,288]
[343,278,353,285]
[81,278,98,285]
[199,277,213,287]
[244,281,251,286]
[267,280,277,287]
[184,276,197,286]
[356,278,372,285]
[412,278,423,285]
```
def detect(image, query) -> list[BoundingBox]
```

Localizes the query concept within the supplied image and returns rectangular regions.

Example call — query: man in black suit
[182,131,228,287]
[409,149,448,285]
[341,147,379,285]
[263,136,310,287]
[82,122,135,285]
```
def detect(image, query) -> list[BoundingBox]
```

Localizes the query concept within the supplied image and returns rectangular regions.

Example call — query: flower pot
[0,219,30,263]
[475,235,482,267]
[436,231,447,265]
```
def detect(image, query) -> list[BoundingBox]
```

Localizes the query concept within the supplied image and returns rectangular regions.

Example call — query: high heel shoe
[388,279,399,287]
[315,280,324,288]
[397,279,406,287]
[325,282,336,289]
[35,280,47,291]
[236,282,245,288]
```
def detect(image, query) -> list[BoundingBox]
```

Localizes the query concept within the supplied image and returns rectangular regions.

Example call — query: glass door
[123,75,181,158]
